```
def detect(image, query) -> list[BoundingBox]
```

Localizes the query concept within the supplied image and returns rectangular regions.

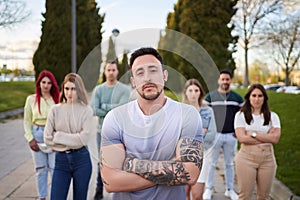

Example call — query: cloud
[98,1,122,14]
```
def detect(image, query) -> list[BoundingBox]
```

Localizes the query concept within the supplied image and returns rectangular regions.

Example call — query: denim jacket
[200,106,217,150]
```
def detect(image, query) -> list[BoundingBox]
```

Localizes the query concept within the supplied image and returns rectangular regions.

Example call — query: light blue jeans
[206,133,237,190]
[31,125,55,199]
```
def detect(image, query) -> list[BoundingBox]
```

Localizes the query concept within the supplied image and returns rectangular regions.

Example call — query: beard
[137,84,163,101]
[221,83,230,91]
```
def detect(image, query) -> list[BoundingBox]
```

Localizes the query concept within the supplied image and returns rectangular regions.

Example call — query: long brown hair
[59,73,88,105]
[183,79,205,107]
[240,84,270,125]
[35,70,59,113]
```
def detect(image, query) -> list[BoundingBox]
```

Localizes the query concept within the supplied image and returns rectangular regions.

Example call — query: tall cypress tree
[33,0,104,86]
[159,0,238,89]
[102,36,117,83]
[118,50,130,84]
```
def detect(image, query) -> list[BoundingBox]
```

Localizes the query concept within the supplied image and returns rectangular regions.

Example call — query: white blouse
[234,111,280,134]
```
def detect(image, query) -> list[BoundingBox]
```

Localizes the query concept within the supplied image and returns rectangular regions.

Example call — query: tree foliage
[106,36,117,62]
[158,0,238,91]
[118,50,130,84]
[0,0,30,28]
[33,0,104,88]
[102,36,117,83]
[249,60,270,84]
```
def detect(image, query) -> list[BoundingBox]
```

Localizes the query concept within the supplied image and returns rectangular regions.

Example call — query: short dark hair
[129,47,164,69]
[220,69,232,78]
[106,60,117,65]
[105,60,118,70]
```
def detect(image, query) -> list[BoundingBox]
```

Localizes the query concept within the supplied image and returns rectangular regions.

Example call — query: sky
[0,0,177,70]
[1,1,298,73]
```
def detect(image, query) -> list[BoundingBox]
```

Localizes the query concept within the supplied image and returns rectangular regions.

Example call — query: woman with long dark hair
[23,70,59,200]
[234,84,281,200]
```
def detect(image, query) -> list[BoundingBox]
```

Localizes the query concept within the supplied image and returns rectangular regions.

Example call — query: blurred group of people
[24,47,281,200]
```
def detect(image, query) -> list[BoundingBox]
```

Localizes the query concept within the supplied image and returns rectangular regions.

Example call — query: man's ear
[163,70,168,82]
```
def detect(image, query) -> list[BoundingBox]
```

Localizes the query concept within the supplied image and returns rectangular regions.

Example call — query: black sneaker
[94,187,103,200]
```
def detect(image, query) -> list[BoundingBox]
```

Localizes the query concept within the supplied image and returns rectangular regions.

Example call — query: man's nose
[144,71,151,81]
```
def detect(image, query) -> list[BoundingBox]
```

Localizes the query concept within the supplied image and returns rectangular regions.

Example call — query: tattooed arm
[123,138,203,186]
[100,143,156,192]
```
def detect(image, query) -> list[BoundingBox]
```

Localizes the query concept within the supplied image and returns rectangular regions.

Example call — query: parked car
[264,84,281,91]
[276,86,300,94]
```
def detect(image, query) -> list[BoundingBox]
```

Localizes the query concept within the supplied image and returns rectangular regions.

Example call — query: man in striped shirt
[203,69,243,200]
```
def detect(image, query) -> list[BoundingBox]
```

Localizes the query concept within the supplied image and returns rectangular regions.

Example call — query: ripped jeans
[31,125,55,199]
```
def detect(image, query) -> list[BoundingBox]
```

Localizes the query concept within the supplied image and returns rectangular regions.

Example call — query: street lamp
[111,28,120,61]
[71,0,76,73]
[112,28,120,37]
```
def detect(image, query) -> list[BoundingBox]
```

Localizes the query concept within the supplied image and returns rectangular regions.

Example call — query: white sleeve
[271,112,281,128]
[234,111,246,129]
[101,110,122,146]
[182,106,203,142]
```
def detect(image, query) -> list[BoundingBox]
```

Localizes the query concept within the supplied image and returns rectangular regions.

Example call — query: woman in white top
[234,84,281,200]
[44,73,93,200]
[183,79,217,200]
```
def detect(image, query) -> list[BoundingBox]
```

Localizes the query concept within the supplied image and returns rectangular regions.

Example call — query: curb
[0,108,23,120]
[271,178,300,200]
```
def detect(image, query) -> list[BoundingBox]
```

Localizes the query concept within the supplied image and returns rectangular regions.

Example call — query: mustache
[142,83,157,90]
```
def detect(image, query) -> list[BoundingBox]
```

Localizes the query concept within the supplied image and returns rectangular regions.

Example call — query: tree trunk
[285,67,289,86]
[243,44,250,88]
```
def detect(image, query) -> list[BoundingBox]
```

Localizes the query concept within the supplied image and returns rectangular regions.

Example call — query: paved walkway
[0,118,298,200]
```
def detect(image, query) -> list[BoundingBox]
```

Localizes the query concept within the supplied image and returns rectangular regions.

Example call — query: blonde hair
[59,73,88,105]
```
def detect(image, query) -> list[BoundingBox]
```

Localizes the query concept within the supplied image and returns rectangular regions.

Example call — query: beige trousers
[235,144,277,200]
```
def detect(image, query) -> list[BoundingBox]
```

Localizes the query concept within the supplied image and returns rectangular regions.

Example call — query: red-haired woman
[23,70,59,200]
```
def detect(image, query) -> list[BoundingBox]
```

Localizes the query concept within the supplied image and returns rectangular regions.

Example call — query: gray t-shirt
[102,97,203,200]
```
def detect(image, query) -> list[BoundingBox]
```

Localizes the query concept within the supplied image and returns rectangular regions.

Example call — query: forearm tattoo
[134,159,191,185]
[180,138,203,170]
[123,157,134,172]
[124,139,202,185]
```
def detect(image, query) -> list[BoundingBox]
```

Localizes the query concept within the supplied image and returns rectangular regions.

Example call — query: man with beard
[90,60,130,200]
[203,69,243,200]
[100,47,204,199]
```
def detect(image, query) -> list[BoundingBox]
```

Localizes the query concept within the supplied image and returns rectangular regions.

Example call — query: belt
[33,123,45,127]
[63,146,85,154]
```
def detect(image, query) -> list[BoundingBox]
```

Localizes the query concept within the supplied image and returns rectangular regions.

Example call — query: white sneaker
[203,188,212,200]
[224,189,238,200]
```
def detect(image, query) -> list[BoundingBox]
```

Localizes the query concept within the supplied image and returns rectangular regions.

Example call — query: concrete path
[0,118,298,200]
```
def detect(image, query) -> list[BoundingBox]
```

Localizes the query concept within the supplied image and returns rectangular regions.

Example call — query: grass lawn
[0,81,35,112]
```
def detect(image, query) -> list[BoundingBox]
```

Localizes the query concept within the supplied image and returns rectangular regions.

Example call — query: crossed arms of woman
[100,138,203,193]
[235,127,281,145]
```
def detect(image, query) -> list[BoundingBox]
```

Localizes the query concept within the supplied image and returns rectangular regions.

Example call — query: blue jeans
[51,147,92,200]
[96,131,104,190]
[32,125,55,199]
[206,133,237,190]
